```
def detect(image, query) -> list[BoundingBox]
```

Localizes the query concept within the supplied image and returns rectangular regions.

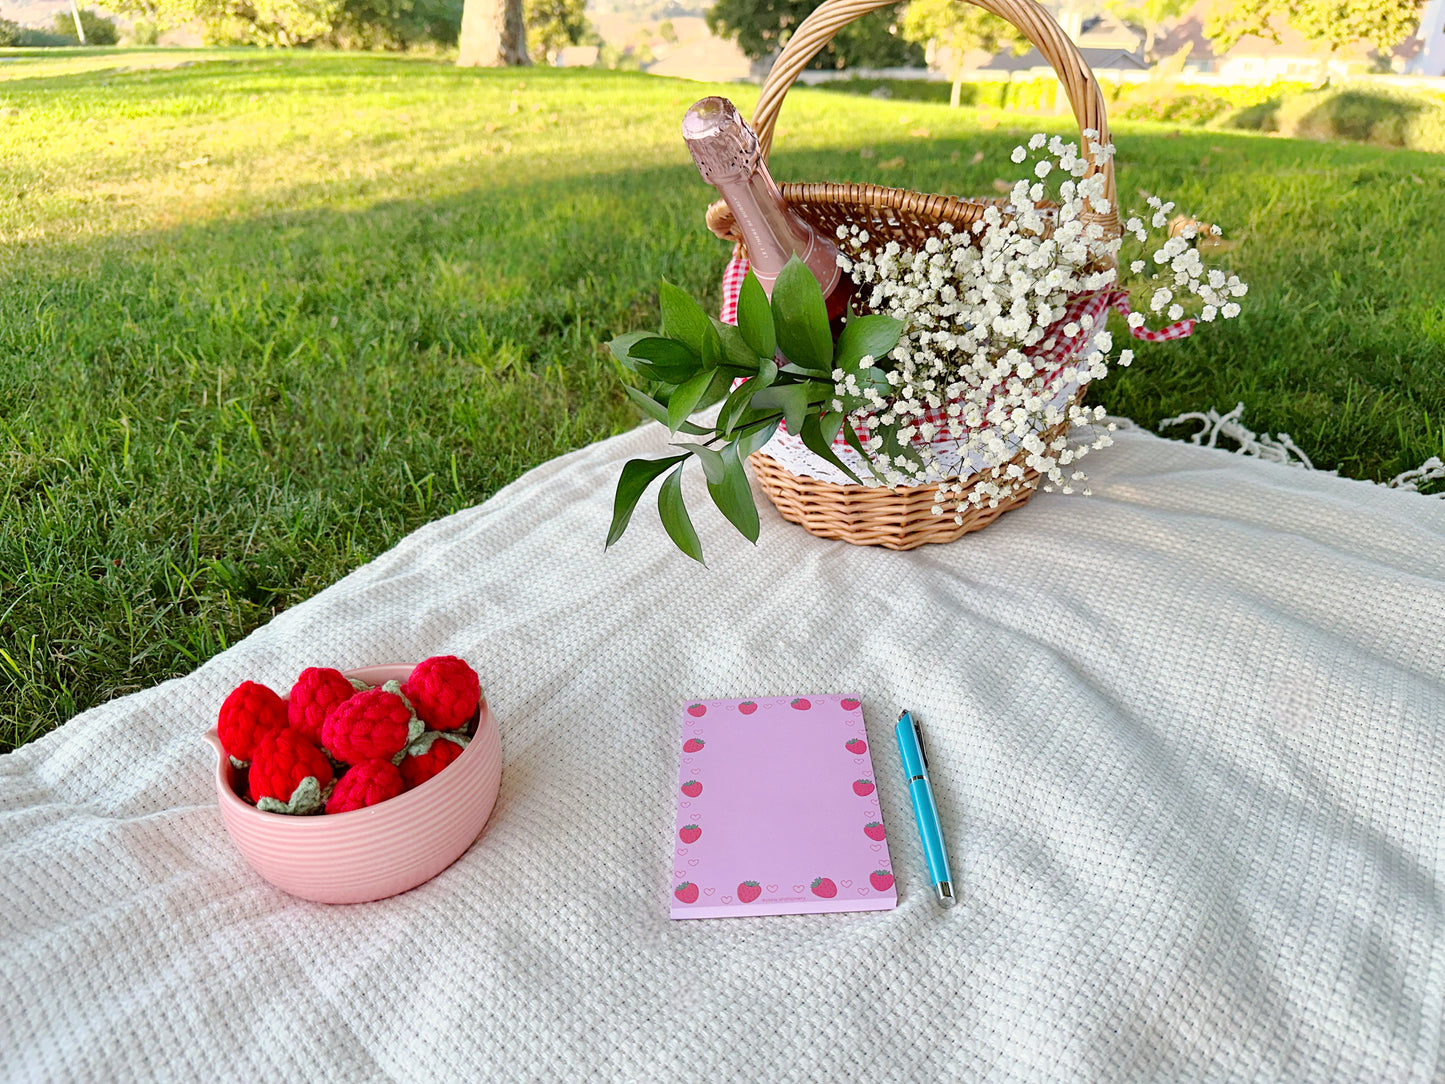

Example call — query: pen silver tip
[936,881,956,907]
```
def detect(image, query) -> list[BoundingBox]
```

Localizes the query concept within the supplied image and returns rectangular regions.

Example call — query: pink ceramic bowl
[205,663,502,904]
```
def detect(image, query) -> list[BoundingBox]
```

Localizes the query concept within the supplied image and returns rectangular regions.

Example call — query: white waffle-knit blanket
[2,423,1443,1082]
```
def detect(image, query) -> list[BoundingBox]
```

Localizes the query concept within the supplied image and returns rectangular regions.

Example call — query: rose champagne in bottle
[682,96,854,322]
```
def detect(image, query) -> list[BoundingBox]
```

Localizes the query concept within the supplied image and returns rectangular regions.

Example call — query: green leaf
[755,356,778,389]
[841,418,887,484]
[607,454,688,548]
[623,385,710,436]
[695,367,734,413]
[667,370,714,434]
[771,256,832,372]
[701,330,723,370]
[736,271,775,360]
[799,412,865,486]
[736,417,780,458]
[607,330,650,365]
[658,465,704,564]
[660,281,714,360]
[712,318,761,371]
[751,383,810,435]
[718,378,764,437]
[672,442,727,485]
[627,336,704,384]
[835,314,904,371]
[820,410,845,445]
[707,442,760,544]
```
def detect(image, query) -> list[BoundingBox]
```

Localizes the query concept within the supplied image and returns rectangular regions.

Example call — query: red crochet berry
[288,667,360,745]
[399,730,469,790]
[322,683,421,765]
[217,681,288,766]
[249,727,334,815]
[402,655,481,731]
[326,759,405,814]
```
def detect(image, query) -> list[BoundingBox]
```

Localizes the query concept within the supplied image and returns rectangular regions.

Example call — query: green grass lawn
[2,50,1442,751]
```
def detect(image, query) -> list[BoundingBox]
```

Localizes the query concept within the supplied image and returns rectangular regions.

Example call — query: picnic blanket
[3,421,1443,1082]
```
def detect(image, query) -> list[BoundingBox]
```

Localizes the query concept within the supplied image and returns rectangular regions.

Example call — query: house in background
[953,11,1148,76]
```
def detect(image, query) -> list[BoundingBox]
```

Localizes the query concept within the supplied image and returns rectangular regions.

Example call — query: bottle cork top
[682,96,760,186]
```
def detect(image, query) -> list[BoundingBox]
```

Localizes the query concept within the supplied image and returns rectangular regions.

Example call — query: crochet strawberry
[402,655,481,732]
[217,681,288,767]
[398,730,469,790]
[288,667,365,745]
[326,759,405,814]
[322,682,424,765]
[249,727,334,815]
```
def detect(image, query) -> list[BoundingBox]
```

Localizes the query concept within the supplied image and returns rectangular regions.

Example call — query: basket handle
[749,0,1118,224]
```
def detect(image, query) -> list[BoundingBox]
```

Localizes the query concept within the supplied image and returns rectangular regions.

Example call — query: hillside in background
[1,0,74,26]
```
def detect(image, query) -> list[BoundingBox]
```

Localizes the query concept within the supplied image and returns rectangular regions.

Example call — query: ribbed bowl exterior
[207,664,503,904]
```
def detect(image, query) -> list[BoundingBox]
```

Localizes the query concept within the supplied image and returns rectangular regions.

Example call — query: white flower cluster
[828,131,1246,520]
[1121,197,1248,326]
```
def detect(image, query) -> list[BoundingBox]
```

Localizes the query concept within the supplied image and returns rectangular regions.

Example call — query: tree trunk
[458,0,529,67]
[950,68,963,109]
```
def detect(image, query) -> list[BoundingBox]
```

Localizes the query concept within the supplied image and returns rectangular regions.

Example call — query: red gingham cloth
[717,252,1193,444]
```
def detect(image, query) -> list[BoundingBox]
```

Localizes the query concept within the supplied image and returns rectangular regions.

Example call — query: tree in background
[0,16,23,44]
[707,0,923,70]
[458,0,528,63]
[108,0,464,44]
[1205,0,1422,55]
[107,0,342,45]
[900,0,1027,107]
[52,7,120,42]
[333,0,463,47]
[525,0,591,64]
[1103,0,1190,63]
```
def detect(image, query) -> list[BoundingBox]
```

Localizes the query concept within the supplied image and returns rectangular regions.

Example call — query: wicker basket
[707,0,1121,551]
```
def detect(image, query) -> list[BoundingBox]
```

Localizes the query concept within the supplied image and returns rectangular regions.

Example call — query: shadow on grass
[2,122,1443,750]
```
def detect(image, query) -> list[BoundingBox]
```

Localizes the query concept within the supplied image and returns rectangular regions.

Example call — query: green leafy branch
[605,255,904,564]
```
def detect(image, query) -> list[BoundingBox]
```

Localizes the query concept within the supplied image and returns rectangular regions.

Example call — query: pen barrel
[906,779,952,887]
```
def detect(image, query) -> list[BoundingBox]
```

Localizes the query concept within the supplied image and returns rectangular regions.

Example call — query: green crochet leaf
[404,729,470,759]
[255,774,328,815]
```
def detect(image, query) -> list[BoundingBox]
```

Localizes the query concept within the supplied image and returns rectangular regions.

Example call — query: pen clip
[910,715,930,773]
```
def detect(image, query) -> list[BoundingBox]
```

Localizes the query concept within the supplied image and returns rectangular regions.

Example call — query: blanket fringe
[1159,403,1442,498]
[1159,402,1314,470]
[1387,456,1445,493]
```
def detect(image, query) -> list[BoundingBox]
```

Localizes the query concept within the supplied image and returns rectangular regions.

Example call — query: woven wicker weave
[709,0,1121,550]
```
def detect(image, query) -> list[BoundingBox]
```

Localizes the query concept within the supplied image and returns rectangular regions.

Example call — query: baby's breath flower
[822,131,1244,516]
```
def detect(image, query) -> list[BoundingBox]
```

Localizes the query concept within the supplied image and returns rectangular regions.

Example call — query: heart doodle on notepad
[766,884,778,892]
[841,879,853,888]
[684,757,694,765]
[703,887,715,895]
[681,801,690,808]
[870,843,882,851]
[677,847,687,855]
[859,887,870,895]
[722,895,733,903]
[688,859,699,866]
[674,870,683,879]
[792,884,805,893]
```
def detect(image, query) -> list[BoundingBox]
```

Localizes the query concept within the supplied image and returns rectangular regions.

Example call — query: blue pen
[895,710,955,907]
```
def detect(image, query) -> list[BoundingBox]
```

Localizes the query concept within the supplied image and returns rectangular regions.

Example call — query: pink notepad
[670,695,898,919]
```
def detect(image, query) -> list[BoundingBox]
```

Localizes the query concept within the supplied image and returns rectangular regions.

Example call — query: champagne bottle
[682,96,854,322]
